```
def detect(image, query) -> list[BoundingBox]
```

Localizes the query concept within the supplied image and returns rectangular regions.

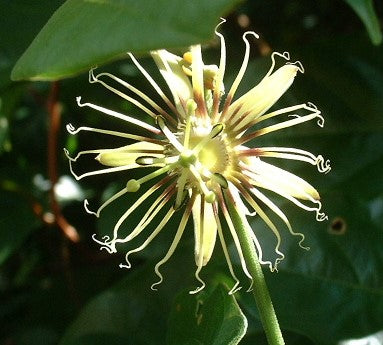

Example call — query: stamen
[218,189,253,284]
[66,123,162,144]
[109,176,173,243]
[287,60,305,73]
[235,111,325,146]
[76,96,160,134]
[90,69,177,126]
[210,123,225,138]
[128,53,179,115]
[120,207,174,273]
[211,18,227,121]
[212,202,242,294]
[156,116,184,152]
[240,147,331,174]
[151,196,194,291]
[126,179,140,192]
[189,265,206,294]
[174,170,189,210]
[83,187,126,218]
[265,51,290,78]
[231,180,285,268]
[183,99,197,149]
[190,45,207,118]
[178,150,197,167]
[189,164,215,202]
[89,70,159,121]
[250,102,320,127]
[220,31,259,121]
[92,234,116,254]
[250,186,309,250]
[125,165,172,193]
[119,185,176,243]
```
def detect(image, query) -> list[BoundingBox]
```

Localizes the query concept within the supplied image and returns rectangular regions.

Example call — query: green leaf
[167,285,247,345]
[343,0,382,45]
[11,0,240,81]
[0,0,63,87]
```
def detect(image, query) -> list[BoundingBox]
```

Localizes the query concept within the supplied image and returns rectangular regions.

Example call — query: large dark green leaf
[167,285,247,345]
[11,0,240,81]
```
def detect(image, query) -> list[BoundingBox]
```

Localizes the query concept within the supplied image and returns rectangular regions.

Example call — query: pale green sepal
[229,65,299,126]
[151,50,193,116]
[246,156,320,201]
[192,195,217,266]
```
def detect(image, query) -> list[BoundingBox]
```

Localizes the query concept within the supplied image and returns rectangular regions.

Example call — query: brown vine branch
[47,81,80,243]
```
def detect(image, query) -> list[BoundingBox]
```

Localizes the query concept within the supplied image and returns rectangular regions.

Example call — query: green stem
[226,194,285,345]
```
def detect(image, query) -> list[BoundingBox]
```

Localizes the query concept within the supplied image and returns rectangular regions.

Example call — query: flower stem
[226,196,285,345]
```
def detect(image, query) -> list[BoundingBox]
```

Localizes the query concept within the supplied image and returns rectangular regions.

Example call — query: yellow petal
[228,65,299,127]
[96,142,164,167]
[192,195,217,266]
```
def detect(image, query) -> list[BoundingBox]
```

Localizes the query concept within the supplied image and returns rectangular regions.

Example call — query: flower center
[170,122,232,207]
[190,135,228,174]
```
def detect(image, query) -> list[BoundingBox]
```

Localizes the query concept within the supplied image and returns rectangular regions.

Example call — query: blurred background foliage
[1,0,382,344]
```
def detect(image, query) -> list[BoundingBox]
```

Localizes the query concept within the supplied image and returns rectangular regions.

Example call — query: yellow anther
[203,65,219,90]
[183,51,193,64]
